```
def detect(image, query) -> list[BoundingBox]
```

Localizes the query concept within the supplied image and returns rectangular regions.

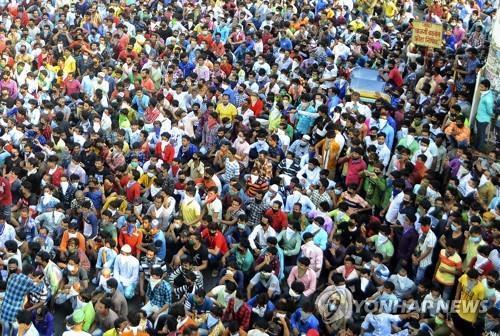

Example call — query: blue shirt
[476,90,494,123]
[179,61,195,78]
[132,94,150,116]
[177,143,198,164]
[152,231,167,260]
[290,309,320,334]
[465,57,481,84]
[147,280,172,308]
[302,224,328,250]
[184,293,214,314]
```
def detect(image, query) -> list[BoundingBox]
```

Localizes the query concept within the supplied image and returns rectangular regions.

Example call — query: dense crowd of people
[0,0,498,335]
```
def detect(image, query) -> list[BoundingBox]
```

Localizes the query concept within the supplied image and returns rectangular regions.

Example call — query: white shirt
[386,191,404,224]
[416,229,437,268]
[376,143,391,167]
[113,254,139,286]
[0,223,17,249]
[249,225,277,250]
[361,313,401,336]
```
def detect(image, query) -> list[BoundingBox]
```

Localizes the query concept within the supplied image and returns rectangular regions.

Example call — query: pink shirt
[287,266,317,297]
[300,241,323,278]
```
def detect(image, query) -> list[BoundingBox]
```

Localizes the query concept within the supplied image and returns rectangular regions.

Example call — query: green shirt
[82,301,96,332]
[369,235,394,260]
[232,245,254,272]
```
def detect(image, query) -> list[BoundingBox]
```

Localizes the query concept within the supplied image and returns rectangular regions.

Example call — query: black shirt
[186,244,209,267]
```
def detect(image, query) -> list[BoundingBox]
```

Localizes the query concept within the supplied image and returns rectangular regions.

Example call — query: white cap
[121,244,132,254]
[270,184,279,192]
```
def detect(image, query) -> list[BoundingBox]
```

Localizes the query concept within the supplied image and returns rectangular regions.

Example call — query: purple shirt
[0,79,18,99]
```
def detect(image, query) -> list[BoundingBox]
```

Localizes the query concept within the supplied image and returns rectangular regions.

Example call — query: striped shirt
[222,158,240,182]
[435,249,462,286]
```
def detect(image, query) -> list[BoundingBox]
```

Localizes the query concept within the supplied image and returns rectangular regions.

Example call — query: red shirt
[201,229,229,255]
[118,228,143,256]
[125,181,141,202]
[249,99,264,117]
[388,67,404,88]
[48,166,64,187]
[63,79,81,96]
[0,177,12,206]
[264,208,288,232]
[342,158,367,186]
[155,142,175,163]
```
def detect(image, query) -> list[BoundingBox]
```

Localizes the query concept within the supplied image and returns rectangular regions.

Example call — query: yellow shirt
[383,1,397,17]
[102,196,128,214]
[457,274,486,323]
[63,55,76,75]
[180,197,201,225]
[463,239,487,269]
[216,102,237,121]
[137,173,155,189]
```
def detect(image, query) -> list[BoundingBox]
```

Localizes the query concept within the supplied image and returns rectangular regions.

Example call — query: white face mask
[149,277,161,289]
[479,174,489,187]
[67,264,75,272]
[68,232,78,239]
[134,205,143,214]
[61,181,69,191]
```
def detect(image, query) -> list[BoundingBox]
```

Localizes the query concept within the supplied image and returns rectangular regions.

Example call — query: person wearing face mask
[140,267,172,322]
[118,215,143,258]
[113,244,140,300]
[412,217,437,285]
[54,175,77,209]
[59,220,86,254]
[368,226,394,263]
[315,273,353,334]
[454,268,486,333]
[289,300,320,335]
[201,222,229,275]
[288,134,311,168]
[463,225,487,268]
[221,290,252,332]
[36,185,61,214]
[388,267,416,299]
[277,152,302,185]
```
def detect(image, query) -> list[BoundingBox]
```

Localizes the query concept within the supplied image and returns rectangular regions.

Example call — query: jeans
[118,282,137,299]
[475,121,489,149]
[414,265,428,285]
[442,285,453,301]
[1,321,17,336]
[142,301,161,317]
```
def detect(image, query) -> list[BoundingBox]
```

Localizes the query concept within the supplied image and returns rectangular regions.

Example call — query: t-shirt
[216,102,237,121]
[185,244,209,266]
[95,309,119,332]
[435,249,462,286]
[62,268,89,285]
[457,274,486,323]
[389,67,404,87]
[250,274,281,295]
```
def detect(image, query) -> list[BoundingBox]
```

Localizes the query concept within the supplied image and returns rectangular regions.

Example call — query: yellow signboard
[412,21,443,49]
